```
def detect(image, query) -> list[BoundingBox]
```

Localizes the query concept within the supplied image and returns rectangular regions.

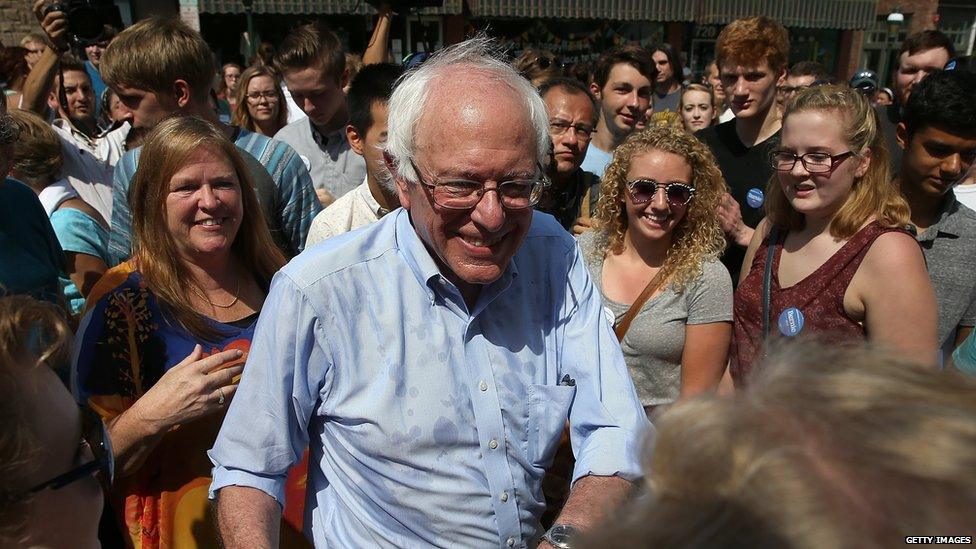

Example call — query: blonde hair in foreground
[0,296,72,542]
[129,116,286,342]
[585,341,976,549]
[594,126,727,293]
[765,85,910,238]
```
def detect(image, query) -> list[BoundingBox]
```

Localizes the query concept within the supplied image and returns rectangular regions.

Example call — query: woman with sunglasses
[0,296,111,548]
[731,85,937,385]
[232,66,288,137]
[579,127,731,413]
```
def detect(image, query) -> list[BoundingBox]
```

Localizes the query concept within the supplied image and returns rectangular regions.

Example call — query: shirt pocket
[526,384,577,469]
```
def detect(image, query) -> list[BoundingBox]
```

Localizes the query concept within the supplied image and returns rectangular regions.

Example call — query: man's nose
[942,153,963,176]
[470,187,506,232]
[733,78,748,96]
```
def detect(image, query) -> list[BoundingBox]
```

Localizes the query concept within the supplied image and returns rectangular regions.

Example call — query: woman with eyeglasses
[72,117,310,547]
[679,83,716,133]
[579,127,732,413]
[730,85,937,385]
[232,66,288,137]
[0,296,110,548]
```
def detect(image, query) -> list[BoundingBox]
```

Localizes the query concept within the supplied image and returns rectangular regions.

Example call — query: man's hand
[717,192,755,248]
[33,0,69,51]
[316,188,335,208]
[572,216,593,236]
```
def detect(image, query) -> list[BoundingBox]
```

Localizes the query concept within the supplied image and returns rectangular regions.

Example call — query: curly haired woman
[579,126,732,413]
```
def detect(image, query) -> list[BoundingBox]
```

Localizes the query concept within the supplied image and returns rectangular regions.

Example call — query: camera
[43,0,122,43]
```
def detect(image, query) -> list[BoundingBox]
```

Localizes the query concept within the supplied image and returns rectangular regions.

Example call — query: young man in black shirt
[697,16,789,283]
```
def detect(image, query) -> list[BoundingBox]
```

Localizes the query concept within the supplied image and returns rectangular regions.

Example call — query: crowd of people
[0,3,974,548]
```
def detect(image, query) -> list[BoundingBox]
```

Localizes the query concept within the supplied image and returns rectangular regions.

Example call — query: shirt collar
[356,177,390,218]
[919,193,963,241]
[392,207,519,308]
[310,120,346,148]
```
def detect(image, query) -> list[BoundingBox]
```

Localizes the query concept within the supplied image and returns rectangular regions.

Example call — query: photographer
[18,0,126,225]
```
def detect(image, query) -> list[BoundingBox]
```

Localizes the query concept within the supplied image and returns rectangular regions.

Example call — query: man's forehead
[543,87,594,115]
[606,62,652,84]
[901,47,951,67]
[720,62,773,76]
[915,124,976,146]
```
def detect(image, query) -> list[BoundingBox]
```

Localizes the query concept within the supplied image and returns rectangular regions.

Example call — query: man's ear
[47,91,59,112]
[339,67,350,91]
[173,79,192,108]
[347,124,365,156]
[896,122,909,151]
[384,151,411,209]
[589,82,602,100]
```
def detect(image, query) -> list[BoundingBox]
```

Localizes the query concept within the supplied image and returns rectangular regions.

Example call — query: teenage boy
[880,30,955,176]
[895,69,976,359]
[274,22,367,206]
[99,17,320,263]
[305,63,403,246]
[581,45,655,178]
[697,16,789,283]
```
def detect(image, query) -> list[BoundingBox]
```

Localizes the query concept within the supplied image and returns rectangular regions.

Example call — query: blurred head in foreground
[589,342,976,549]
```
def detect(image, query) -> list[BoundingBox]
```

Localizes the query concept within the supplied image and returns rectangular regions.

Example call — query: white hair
[385,36,551,184]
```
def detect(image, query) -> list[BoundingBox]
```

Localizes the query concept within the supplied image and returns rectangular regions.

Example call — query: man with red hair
[697,16,789,283]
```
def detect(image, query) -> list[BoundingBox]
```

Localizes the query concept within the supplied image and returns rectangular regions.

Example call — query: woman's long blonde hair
[765,85,910,237]
[593,126,727,293]
[130,116,285,341]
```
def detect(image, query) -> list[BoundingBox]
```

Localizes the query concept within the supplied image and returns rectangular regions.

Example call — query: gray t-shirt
[652,87,682,114]
[579,230,733,406]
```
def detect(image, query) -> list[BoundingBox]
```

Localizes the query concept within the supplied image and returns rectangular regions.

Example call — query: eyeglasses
[409,160,548,210]
[772,150,856,173]
[246,91,278,102]
[3,406,113,504]
[549,120,595,141]
[626,179,696,206]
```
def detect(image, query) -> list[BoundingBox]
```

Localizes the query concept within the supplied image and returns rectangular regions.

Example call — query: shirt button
[479,380,488,392]
[489,439,498,449]
[500,491,509,502]
[507,537,515,547]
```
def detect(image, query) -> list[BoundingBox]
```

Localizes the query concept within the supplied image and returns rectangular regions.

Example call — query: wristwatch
[542,524,581,549]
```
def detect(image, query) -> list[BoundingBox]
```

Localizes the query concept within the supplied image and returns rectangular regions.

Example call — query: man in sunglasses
[535,77,601,234]
[212,38,648,549]
[894,69,976,363]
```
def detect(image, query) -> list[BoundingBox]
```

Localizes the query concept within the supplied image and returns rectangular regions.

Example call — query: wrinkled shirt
[209,209,648,548]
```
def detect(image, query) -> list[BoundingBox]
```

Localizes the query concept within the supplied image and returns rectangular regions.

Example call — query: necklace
[193,275,242,309]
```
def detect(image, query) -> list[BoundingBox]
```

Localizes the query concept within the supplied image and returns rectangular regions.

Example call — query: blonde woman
[579,126,731,411]
[232,65,288,137]
[731,85,937,384]
[72,116,309,547]
[679,83,716,133]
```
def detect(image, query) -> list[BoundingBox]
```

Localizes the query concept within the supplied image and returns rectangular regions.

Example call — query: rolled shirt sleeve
[209,272,333,504]
[559,242,652,485]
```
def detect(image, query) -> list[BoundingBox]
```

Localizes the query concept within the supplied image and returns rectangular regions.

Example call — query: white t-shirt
[953,183,976,212]
[580,144,614,178]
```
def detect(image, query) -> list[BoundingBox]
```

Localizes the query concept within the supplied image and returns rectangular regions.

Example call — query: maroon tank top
[730,221,912,385]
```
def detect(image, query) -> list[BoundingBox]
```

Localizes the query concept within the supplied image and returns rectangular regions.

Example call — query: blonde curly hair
[593,126,727,293]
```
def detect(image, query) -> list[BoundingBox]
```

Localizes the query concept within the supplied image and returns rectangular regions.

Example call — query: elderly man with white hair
[209,37,649,549]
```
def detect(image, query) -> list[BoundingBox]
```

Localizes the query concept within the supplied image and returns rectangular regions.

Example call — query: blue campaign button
[778,307,805,337]
[746,188,765,209]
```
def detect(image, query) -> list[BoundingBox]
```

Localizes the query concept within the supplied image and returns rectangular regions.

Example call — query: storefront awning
[467,0,696,21]
[468,0,876,27]
[199,0,463,15]
[695,0,877,29]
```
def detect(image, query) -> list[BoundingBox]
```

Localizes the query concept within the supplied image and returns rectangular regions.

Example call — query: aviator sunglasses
[626,179,696,207]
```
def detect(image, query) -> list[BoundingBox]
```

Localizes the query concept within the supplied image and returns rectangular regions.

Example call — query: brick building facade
[1,0,41,46]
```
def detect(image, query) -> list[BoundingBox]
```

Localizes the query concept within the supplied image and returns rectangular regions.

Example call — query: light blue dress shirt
[209,208,649,548]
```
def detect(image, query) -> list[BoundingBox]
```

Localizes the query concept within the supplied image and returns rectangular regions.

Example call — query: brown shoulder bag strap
[613,267,668,342]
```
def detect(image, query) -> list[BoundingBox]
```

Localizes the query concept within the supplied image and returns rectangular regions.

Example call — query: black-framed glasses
[549,120,595,141]
[772,150,856,174]
[409,160,548,210]
[246,91,278,102]
[626,179,696,206]
[5,406,114,504]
